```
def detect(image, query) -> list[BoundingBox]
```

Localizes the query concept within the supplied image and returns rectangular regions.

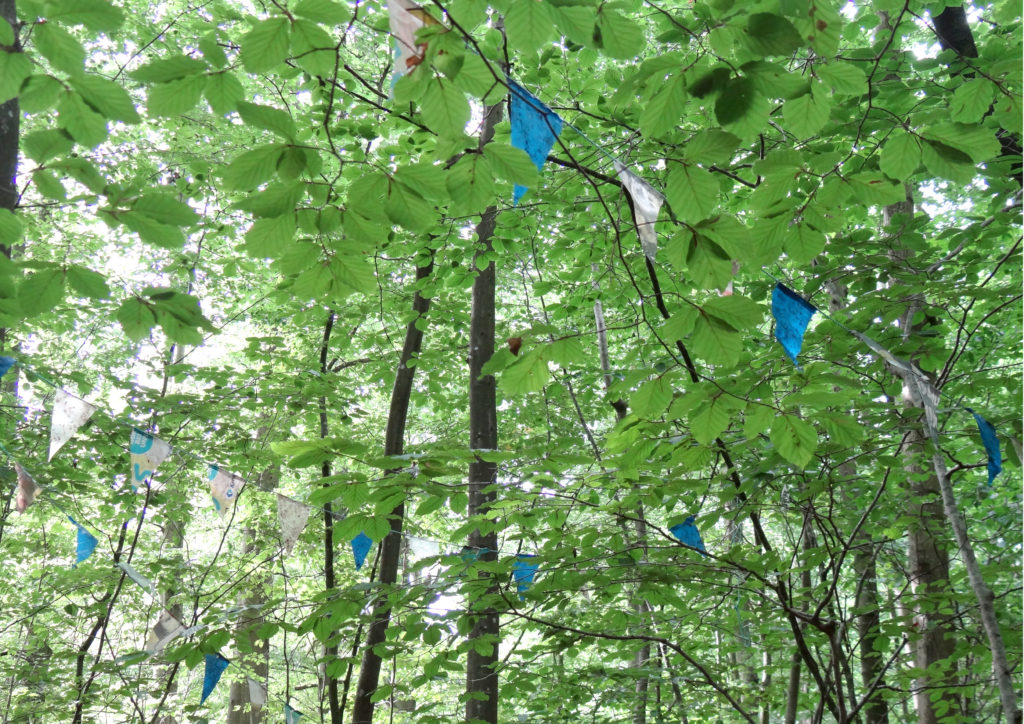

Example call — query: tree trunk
[350,257,434,723]
[0,0,17,236]
[465,99,503,724]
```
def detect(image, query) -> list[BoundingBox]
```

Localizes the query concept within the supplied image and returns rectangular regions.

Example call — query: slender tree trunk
[0,1,17,240]
[350,258,434,723]
[465,99,503,724]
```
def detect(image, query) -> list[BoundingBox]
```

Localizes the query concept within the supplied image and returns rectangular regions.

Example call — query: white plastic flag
[277,494,311,556]
[388,0,438,79]
[129,429,172,489]
[614,161,665,262]
[147,610,185,653]
[14,461,39,513]
[209,466,245,516]
[407,536,441,559]
[48,390,96,461]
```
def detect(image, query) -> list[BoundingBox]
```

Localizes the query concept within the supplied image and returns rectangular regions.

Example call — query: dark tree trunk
[0,0,17,236]
[350,258,434,724]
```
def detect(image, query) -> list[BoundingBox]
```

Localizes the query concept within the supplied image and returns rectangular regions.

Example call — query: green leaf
[596,9,644,59]
[845,172,906,206]
[48,0,123,32]
[640,71,686,139]
[129,55,207,83]
[245,214,297,257]
[384,179,436,232]
[702,295,763,331]
[22,129,73,163]
[785,223,825,265]
[744,14,802,57]
[0,17,11,45]
[920,140,975,184]
[0,51,32,104]
[716,76,765,138]
[118,211,186,248]
[19,268,66,316]
[393,163,448,201]
[631,376,674,418]
[222,146,285,191]
[546,337,586,366]
[66,266,109,298]
[237,101,297,141]
[666,164,718,223]
[686,235,733,289]
[783,84,830,138]
[949,79,995,124]
[483,144,539,187]
[922,123,1000,163]
[291,18,337,77]
[32,169,66,200]
[689,312,742,367]
[0,210,23,247]
[33,22,86,73]
[58,92,108,147]
[19,74,64,113]
[204,72,245,115]
[689,394,736,445]
[146,75,206,117]
[293,0,350,24]
[744,403,774,438]
[199,32,227,68]
[817,62,867,96]
[329,254,377,296]
[795,0,842,57]
[446,154,495,216]
[419,77,470,137]
[500,348,550,394]
[132,194,198,226]
[770,415,817,468]
[69,75,140,123]
[880,132,921,181]
[684,129,741,165]
[505,0,556,55]
[555,6,596,46]
[241,17,291,74]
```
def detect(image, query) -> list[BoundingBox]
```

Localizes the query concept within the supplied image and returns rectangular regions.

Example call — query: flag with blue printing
[129,429,172,490]
[200,653,230,704]
[208,465,245,516]
[771,283,817,366]
[351,532,373,570]
[509,80,563,205]
[68,516,99,565]
[968,410,1002,485]
[670,515,707,556]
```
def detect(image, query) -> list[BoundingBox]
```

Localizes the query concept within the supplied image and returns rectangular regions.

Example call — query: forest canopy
[0,0,1020,723]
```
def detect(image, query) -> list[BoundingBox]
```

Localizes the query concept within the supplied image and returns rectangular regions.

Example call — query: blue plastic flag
[771,283,817,366]
[68,516,98,565]
[0,357,15,378]
[670,515,707,556]
[512,554,539,594]
[509,80,563,205]
[285,702,304,724]
[968,410,1002,485]
[351,532,373,570]
[200,653,230,704]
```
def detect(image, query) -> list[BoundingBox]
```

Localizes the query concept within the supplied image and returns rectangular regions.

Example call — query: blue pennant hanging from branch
[509,80,563,205]
[771,283,817,366]
[670,516,707,556]
[68,516,98,565]
[200,652,230,704]
[512,554,539,594]
[285,702,304,723]
[351,532,373,570]
[967,409,1002,485]
[0,356,15,378]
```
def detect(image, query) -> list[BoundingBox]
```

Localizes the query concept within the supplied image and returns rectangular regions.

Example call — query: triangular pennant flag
[14,461,39,513]
[670,515,707,555]
[771,283,817,366]
[48,389,97,461]
[388,0,438,79]
[247,677,267,706]
[208,465,245,516]
[129,429,172,490]
[613,161,665,261]
[117,561,156,597]
[285,702,304,724]
[509,80,563,205]
[968,410,1002,485]
[407,535,440,559]
[277,494,311,557]
[147,610,185,653]
[0,356,15,378]
[512,554,539,594]
[200,652,230,704]
[351,532,373,570]
[68,516,99,565]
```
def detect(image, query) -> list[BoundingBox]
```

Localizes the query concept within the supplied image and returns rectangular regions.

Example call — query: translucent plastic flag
[407,535,440,559]
[351,532,373,570]
[509,80,563,205]
[388,0,438,79]
[208,465,245,516]
[67,516,99,565]
[48,389,97,461]
[285,702,304,724]
[614,161,664,261]
[277,494,311,557]
[248,677,267,706]
[200,652,230,704]
[117,561,157,597]
[0,356,15,378]
[14,461,38,513]
[512,554,539,594]
[968,410,1002,485]
[129,429,172,490]
[670,515,707,555]
[147,610,185,653]
[771,283,817,366]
